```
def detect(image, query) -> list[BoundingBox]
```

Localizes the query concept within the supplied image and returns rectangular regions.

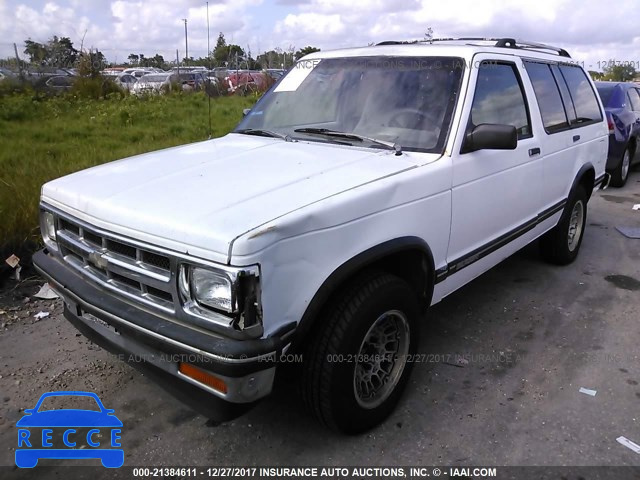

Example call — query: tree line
[8,34,637,81]
[589,64,638,82]
[4,33,321,72]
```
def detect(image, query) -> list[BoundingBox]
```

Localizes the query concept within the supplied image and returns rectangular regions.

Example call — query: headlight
[191,267,233,312]
[178,263,262,333]
[40,210,58,251]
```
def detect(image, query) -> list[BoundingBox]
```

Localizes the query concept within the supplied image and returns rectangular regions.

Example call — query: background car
[209,67,228,82]
[44,75,75,93]
[114,73,137,91]
[131,72,173,95]
[101,68,125,77]
[595,81,640,186]
[0,68,16,81]
[122,67,163,78]
[226,71,270,95]
[266,68,285,81]
[176,72,207,91]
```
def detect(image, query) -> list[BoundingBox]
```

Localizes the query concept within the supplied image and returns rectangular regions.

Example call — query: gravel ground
[1,171,639,474]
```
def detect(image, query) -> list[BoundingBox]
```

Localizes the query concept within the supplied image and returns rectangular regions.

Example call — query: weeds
[71,76,124,100]
[0,91,255,253]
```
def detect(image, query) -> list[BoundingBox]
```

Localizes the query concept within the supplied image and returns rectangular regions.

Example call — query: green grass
[0,92,256,253]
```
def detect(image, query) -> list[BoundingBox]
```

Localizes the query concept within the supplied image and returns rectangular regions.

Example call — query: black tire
[540,185,588,265]
[610,147,632,187]
[302,271,420,434]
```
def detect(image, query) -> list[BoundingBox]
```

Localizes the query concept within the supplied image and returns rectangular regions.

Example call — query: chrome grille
[55,215,175,312]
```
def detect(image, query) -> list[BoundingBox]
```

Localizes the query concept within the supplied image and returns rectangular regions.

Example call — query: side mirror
[242,108,251,117]
[23,409,35,415]
[463,124,517,153]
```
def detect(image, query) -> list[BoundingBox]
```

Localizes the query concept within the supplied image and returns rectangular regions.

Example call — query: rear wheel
[302,271,420,434]
[611,147,631,187]
[540,185,587,265]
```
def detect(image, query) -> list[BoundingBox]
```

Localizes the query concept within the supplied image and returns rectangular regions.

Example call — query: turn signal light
[178,363,228,394]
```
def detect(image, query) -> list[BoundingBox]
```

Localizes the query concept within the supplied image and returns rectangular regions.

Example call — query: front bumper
[33,249,294,421]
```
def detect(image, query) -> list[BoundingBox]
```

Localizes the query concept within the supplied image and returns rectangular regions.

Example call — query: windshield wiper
[236,128,293,142]
[293,128,402,155]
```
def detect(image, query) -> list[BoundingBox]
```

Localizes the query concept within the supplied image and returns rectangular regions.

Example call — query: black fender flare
[289,236,435,352]
[570,162,596,200]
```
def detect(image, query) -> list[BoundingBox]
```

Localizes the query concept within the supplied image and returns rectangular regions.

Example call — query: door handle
[573,135,581,142]
[528,147,541,156]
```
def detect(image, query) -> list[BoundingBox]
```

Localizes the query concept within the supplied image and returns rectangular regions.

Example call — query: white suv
[34,38,609,433]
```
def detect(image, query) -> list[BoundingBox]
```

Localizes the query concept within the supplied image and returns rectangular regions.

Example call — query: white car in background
[131,72,174,95]
[122,67,163,78]
[0,68,16,81]
[114,73,137,91]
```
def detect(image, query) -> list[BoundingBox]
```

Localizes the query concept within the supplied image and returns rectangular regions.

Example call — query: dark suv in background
[595,81,640,187]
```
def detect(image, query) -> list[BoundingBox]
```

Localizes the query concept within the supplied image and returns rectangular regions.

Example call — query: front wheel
[302,271,420,434]
[540,185,587,265]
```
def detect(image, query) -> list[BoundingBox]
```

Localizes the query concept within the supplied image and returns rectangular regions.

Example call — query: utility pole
[206,1,212,139]
[13,43,23,78]
[182,18,188,65]
[206,2,210,67]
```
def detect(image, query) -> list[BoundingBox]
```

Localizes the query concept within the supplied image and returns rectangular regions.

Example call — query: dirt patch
[600,195,638,204]
[0,277,58,330]
[604,274,640,291]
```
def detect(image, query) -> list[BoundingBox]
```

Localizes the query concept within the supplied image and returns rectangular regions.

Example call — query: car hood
[16,410,123,427]
[42,134,422,263]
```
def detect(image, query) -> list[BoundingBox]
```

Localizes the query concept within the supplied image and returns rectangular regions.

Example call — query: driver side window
[470,62,532,139]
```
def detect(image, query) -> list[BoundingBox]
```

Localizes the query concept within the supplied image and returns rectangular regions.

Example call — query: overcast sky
[1,0,639,70]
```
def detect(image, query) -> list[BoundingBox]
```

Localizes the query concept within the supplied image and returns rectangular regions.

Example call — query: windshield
[235,56,464,153]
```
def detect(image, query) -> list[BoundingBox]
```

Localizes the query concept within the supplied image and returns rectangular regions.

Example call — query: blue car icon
[16,391,123,468]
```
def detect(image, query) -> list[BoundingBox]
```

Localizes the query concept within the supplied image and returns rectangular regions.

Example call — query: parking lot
[1,171,639,469]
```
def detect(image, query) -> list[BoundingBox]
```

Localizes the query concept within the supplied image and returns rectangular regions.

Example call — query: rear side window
[627,88,640,111]
[550,65,577,124]
[595,83,616,107]
[558,65,603,125]
[470,62,531,138]
[524,62,569,133]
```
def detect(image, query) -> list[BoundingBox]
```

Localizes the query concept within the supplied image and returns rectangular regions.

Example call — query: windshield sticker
[274,59,321,92]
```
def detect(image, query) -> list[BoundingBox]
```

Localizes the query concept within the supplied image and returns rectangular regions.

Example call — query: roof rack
[375,37,571,58]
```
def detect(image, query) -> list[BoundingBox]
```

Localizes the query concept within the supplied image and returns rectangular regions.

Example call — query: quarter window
[470,62,531,139]
[558,65,602,124]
